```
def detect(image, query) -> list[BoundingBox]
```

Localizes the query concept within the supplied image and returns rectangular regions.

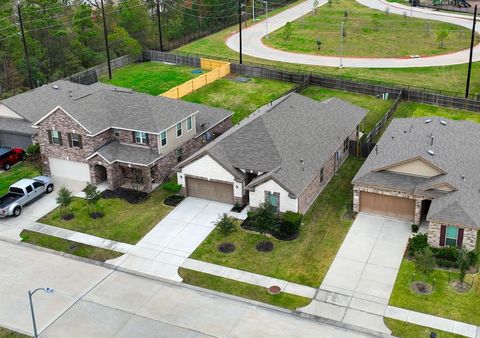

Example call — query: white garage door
[49,158,91,182]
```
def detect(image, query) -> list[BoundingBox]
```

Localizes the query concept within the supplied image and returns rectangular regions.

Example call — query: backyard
[187,157,365,287]
[393,101,480,123]
[182,76,295,124]
[38,187,174,245]
[264,0,474,57]
[0,162,41,196]
[99,62,203,96]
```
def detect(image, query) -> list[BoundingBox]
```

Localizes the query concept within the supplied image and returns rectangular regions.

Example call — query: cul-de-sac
[0,0,479,337]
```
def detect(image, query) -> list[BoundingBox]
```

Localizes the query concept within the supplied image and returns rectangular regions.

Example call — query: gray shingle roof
[178,93,367,197]
[0,117,36,135]
[353,117,480,228]
[56,89,232,135]
[93,141,162,166]
[1,80,115,123]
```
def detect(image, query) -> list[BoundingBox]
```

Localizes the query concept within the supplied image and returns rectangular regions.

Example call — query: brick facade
[428,221,478,251]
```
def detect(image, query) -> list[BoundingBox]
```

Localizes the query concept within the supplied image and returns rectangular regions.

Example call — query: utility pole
[101,0,112,80]
[156,0,164,51]
[17,3,33,89]
[466,5,477,98]
[339,21,344,68]
[253,0,255,21]
[264,1,269,38]
[239,0,243,64]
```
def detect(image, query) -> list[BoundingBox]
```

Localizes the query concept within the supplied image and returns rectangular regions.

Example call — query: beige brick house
[33,88,232,192]
[175,94,367,213]
[352,117,480,251]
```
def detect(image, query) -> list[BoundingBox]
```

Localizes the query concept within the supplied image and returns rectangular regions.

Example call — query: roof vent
[462,175,465,181]
[300,159,305,171]
[427,149,435,156]
[52,85,59,90]
[425,119,432,124]
[440,120,447,126]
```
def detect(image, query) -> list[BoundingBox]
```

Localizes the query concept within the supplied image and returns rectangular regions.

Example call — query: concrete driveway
[108,197,232,281]
[301,212,411,334]
[0,177,85,241]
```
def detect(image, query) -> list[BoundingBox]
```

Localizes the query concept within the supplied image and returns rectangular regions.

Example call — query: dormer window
[176,122,182,138]
[134,131,148,145]
[187,116,193,131]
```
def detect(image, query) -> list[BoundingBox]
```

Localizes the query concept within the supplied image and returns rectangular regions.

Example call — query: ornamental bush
[280,211,303,235]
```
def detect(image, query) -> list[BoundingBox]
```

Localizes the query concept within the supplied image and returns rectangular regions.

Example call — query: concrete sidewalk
[182,258,317,298]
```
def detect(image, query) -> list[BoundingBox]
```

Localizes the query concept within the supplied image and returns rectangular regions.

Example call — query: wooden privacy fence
[161,58,230,99]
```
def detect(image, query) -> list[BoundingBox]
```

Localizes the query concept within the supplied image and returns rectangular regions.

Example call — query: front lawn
[389,259,480,325]
[189,157,364,287]
[178,268,311,310]
[20,230,123,262]
[39,187,173,244]
[0,162,41,196]
[384,318,465,338]
[99,62,202,96]
[182,76,294,124]
[301,86,393,134]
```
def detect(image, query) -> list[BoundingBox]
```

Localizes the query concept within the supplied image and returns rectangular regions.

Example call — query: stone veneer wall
[428,221,478,251]
[114,129,159,151]
[353,185,423,224]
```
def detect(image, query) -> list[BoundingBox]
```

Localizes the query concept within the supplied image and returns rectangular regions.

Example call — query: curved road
[226,0,480,68]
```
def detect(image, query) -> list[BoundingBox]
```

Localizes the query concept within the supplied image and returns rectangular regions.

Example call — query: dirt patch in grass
[411,282,433,295]
[218,242,236,253]
[102,188,149,204]
[450,281,472,293]
[256,241,274,252]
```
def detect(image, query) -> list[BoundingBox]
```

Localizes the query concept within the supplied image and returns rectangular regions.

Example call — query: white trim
[86,151,162,167]
[33,106,92,134]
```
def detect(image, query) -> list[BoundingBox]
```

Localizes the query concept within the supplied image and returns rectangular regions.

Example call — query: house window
[176,122,182,138]
[160,131,167,147]
[187,116,193,131]
[266,192,280,213]
[175,148,183,163]
[135,131,148,144]
[51,130,62,145]
[68,133,82,148]
[114,129,120,137]
[343,138,349,152]
[445,226,458,247]
[320,167,324,183]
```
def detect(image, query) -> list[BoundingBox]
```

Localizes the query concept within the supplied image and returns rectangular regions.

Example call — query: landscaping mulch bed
[411,282,433,295]
[90,212,104,219]
[164,195,184,207]
[450,280,472,293]
[241,220,299,241]
[61,213,74,221]
[256,241,273,252]
[102,188,149,204]
[218,242,236,253]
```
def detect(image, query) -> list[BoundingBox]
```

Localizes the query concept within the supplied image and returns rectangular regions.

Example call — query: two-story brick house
[33,88,232,192]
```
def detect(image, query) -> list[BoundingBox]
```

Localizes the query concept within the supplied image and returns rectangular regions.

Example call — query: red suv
[0,147,26,170]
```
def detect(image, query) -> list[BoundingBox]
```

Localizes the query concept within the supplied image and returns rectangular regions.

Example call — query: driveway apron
[108,197,232,281]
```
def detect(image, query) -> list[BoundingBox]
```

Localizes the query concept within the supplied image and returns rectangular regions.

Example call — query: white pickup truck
[0,176,54,217]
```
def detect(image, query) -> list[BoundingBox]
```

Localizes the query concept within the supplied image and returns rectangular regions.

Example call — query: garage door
[186,176,233,204]
[360,192,415,221]
[49,158,91,182]
[0,132,32,149]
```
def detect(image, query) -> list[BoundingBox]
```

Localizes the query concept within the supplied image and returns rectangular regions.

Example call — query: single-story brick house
[32,88,232,192]
[175,93,367,214]
[352,117,479,251]
[0,80,114,148]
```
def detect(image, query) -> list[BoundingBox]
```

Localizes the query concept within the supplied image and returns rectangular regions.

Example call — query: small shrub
[408,233,428,256]
[250,202,278,238]
[467,251,478,267]
[436,258,453,268]
[26,143,40,156]
[216,213,236,237]
[434,246,459,262]
[415,247,435,281]
[161,181,182,193]
[411,224,419,233]
[280,211,303,235]
[56,186,73,218]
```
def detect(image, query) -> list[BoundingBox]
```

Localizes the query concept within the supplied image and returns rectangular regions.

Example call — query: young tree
[216,213,236,237]
[84,183,102,217]
[436,28,449,48]
[282,22,294,40]
[415,247,436,282]
[457,249,470,286]
[56,186,73,217]
[316,38,322,51]
[251,202,278,238]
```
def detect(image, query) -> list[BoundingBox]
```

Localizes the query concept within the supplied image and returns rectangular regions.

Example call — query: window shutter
[145,133,149,145]
[58,131,63,146]
[457,228,464,249]
[78,135,83,149]
[132,131,136,143]
[47,130,52,144]
[439,225,446,246]
[68,133,72,147]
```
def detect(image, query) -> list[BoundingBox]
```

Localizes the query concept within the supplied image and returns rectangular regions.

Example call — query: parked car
[0,147,26,170]
[0,176,54,217]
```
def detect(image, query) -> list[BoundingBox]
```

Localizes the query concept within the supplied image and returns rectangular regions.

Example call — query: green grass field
[179,268,311,309]
[189,157,364,287]
[301,86,393,133]
[0,162,41,196]
[389,259,480,325]
[0,327,28,338]
[182,76,294,124]
[384,318,465,338]
[39,187,173,245]
[100,62,202,96]
[264,0,475,57]
[394,101,480,123]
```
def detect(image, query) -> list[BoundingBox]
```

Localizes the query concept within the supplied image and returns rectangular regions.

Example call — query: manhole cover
[68,244,77,251]
[267,285,281,294]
